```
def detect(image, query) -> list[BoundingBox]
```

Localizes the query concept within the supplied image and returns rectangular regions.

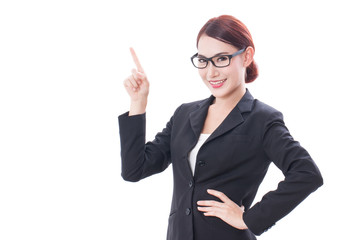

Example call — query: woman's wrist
[129,99,147,116]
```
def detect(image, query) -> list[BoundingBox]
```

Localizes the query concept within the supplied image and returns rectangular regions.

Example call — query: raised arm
[119,48,175,182]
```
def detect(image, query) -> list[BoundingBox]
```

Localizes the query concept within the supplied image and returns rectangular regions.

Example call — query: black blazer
[118,89,323,240]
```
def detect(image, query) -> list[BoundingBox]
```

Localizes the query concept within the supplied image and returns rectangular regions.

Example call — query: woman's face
[197,35,247,100]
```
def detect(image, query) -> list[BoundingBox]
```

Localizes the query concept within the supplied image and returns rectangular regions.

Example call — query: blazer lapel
[189,96,214,140]
[207,107,244,143]
[184,89,255,177]
[178,96,213,178]
[206,89,255,143]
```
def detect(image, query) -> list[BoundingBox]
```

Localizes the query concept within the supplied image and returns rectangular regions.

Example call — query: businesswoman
[119,15,323,240]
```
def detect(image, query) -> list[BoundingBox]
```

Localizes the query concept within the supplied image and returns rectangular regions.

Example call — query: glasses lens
[213,56,230,67]
[192,57,207,68]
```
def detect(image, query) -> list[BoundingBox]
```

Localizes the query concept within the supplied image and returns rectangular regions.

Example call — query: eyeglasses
[190,48,246,69]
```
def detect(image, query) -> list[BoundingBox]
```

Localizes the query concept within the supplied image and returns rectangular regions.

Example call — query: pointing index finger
[130,47,144,73]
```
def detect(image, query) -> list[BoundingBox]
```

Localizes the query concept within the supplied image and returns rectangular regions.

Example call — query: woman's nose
[206,63,219,78]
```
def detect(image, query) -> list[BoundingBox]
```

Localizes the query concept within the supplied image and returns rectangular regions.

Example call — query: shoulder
[253,99,281,114]
[174,97,212,115]
[251,99,284,122]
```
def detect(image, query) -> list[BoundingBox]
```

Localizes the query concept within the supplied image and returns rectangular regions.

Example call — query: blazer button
[189,181,193,188]
[185,208,191,215]
[198,160,205,167]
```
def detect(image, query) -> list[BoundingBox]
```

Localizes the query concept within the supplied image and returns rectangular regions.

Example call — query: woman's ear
[243,47,254,67]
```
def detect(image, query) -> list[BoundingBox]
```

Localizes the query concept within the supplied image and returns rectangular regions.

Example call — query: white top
[188,133,211,175]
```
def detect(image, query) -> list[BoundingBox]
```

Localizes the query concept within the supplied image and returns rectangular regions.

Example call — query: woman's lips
[209,79,227,88]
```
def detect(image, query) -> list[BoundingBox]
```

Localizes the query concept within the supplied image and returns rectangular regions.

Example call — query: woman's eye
[198,58,207,63]
[217,56,229,62]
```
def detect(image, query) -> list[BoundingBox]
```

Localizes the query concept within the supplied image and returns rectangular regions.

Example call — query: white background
[1,0,359,239]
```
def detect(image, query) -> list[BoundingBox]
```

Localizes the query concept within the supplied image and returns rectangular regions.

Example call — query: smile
[208,79,227,88]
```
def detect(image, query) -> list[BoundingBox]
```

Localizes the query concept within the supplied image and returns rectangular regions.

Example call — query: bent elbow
[314,171,323,189]
[121,172,141,182]
[306,169,323,192]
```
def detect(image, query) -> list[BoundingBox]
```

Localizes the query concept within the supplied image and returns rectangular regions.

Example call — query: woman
[119,15,323,240]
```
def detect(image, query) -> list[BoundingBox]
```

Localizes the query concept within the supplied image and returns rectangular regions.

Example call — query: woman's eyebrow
[197,52,230,58]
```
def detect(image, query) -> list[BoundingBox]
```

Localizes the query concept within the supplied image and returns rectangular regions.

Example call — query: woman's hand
[123,48,149,115]
[197,189,248,230]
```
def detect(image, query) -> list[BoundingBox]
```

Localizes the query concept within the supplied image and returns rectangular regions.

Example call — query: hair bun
[246,61,258,83]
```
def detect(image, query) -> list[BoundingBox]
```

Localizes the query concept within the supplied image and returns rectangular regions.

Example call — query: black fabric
[118,89,323,240]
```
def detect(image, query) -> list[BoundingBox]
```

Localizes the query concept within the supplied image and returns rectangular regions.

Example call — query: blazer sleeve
[118,106,180,182]
[243,111,323,235]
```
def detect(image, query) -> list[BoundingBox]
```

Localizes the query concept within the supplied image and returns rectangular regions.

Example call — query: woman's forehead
[197,35,237,56]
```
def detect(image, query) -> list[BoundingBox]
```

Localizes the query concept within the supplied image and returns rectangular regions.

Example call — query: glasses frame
[190,48,246,69]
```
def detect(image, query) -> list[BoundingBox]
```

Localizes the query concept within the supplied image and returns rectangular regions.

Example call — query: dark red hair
[196,15,258,83]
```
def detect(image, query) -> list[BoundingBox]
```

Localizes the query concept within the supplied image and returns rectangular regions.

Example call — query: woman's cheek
[198,69,206,80]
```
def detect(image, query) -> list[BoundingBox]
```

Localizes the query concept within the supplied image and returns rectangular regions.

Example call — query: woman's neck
[212,87,246,110]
